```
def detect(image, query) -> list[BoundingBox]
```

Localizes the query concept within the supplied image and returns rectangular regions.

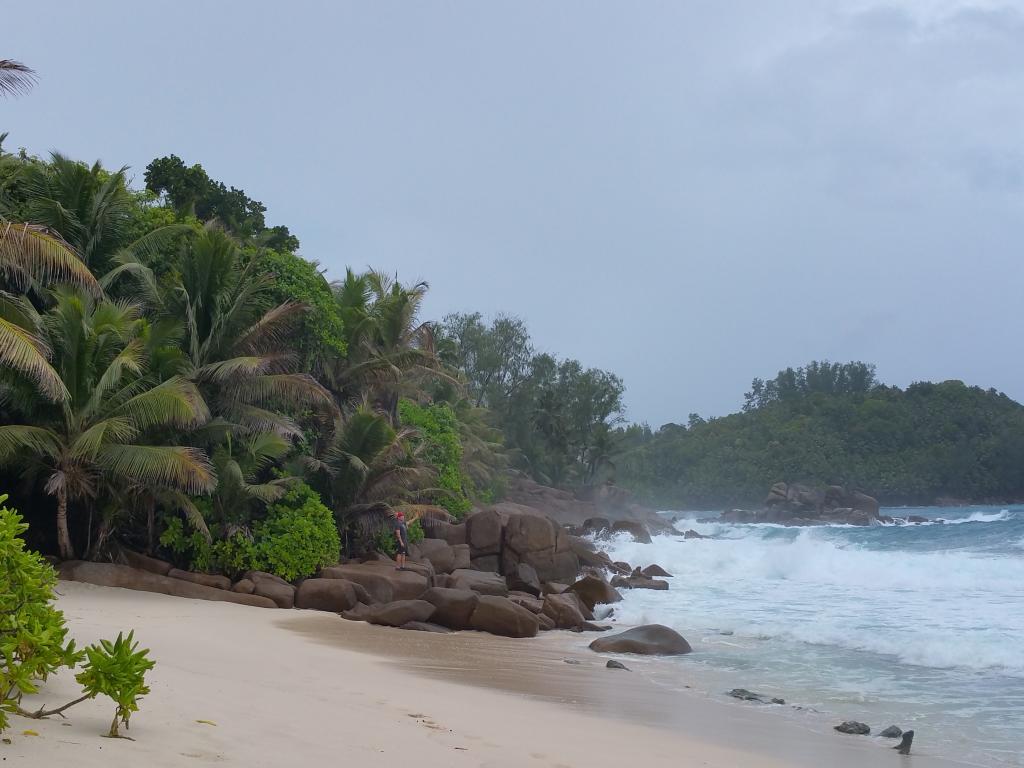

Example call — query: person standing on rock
[394,511,409,571]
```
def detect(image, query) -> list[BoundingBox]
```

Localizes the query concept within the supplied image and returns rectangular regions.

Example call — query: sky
[3,0,1023,426]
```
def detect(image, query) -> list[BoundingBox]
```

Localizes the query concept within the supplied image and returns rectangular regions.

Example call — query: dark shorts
[396,544,408,556]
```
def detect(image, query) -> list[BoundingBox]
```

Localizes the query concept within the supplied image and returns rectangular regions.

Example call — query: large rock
[610,520,652,544]
[320,561,428,602]
[113,548,172,576]
[423,520,467,546]
[470,555,500,573]
[232,578,255,594]
[506,563,542,597]
[58,562,276,608]
[501,513,580,583]
[450,568,508,597]
[466,509,503,557]
[415,539,456,574]
[569,536,616,571]
[421,587,479,630]
[640,564,673,577]
[567,575,622,611]
[400,621,451,633]
[253,579,296,609]
[507,592,543,614]
[451,544,471,571]
[366,600,437,627]
[834,721,871,736]
[588,624,692,655]
[295,578,359,612]
[469,595,540,638]
[167,568,231,591]
[542,593,588,630]
[581,517,612,537]
[611,575,669,591]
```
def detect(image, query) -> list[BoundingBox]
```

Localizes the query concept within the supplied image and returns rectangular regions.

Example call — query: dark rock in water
[611,520,653,544]
[834,721,871,735]
[907,515,929,524]
[640,564,673,577]
[563,658,581,665]
[879,725,903,739]
[894,730,914,755]
[589,624,692,656]
[727,688,781,704]
[718,630,734,636]
[610,575,669,591]
[682,529,708,540]
[606,660,630,671]
[722,483,883,527]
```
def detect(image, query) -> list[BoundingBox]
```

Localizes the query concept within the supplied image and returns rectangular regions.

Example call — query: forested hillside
[615,362,1024,508]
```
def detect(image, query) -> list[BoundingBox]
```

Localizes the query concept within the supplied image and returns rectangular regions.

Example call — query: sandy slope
[6,582,966,768]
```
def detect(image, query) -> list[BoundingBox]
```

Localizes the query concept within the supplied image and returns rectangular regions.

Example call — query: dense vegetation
[0,118,619,574]
[616,362,1024,508]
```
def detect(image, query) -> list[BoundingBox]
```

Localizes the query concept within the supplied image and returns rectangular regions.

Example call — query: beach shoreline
[7,582,973,768]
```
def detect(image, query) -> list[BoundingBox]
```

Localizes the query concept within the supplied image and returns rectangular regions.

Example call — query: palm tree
[0,290,215,559]
[326,269,451,421]
[110,225,336,438]
[1,218,100,401]
[19,153,191,275]
[300,406,444,547]
[0,60,35,98]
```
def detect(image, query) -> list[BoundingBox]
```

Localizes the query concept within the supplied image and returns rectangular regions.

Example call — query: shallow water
[600,506,1024,768]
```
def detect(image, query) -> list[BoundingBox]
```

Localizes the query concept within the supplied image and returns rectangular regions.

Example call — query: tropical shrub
[247,482,340,581]
[75,631,155,738]
[0,495,82,735]
[159,483,338,581]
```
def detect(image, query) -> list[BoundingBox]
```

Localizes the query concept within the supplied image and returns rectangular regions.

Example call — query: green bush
[247,482,341,581]
[158,482,339,581]
[0,495,83,735]
[75,631,155,738]
[398,400,473,518]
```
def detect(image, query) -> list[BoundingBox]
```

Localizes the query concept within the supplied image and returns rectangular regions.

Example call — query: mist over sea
[599,506,1024,767]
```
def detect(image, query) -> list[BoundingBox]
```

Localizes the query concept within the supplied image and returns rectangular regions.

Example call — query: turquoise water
[600,506,1024,767]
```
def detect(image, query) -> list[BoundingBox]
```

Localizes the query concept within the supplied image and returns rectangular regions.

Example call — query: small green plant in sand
[0,494,155,740]
[75,631,155,738]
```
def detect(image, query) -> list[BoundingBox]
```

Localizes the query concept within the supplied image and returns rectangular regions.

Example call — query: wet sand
[7,582,975,767]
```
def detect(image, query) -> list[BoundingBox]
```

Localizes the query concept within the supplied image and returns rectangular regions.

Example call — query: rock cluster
[716,483,885,526]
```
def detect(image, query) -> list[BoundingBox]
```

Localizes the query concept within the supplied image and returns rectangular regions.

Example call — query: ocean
[598,505,1024,767]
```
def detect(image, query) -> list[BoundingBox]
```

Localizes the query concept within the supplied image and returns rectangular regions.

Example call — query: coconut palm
[1,217,100,401]
[18,153,191,275]
[300,406,445,546]
[0,290,215,559]
[109,225,336,438]
[0,60,35,98]
[326,269,451,421]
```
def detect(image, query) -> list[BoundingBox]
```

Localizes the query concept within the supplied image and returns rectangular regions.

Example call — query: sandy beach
[5,582,972,768]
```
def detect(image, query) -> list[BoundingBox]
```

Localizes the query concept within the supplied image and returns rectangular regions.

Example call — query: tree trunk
[56,488,75,561]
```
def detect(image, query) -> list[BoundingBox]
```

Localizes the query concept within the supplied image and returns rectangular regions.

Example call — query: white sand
[6,582,968,767]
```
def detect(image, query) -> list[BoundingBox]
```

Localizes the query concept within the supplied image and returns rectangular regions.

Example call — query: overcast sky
[4,1,1022,426]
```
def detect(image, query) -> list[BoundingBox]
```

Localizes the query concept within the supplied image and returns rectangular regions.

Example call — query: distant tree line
[616,361,1024,508]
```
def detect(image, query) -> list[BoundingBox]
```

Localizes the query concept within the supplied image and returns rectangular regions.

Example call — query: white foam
[600,526,1024,676]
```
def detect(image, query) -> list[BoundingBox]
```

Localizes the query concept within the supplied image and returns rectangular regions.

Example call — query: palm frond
[99,444,216,494]
[0,315,68,401]
[0,60,36,97]
[0,424,60,460]
[69,417,138,459]
[0,217,99,293]
[113,376,210,430]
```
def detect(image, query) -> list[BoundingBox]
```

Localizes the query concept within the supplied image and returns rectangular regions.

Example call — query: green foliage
[160,483,339,581]
[75,631,154,738]
[247,482,340,581]
[254,248,346,366]
[617,363,1024,507]
[144,154,298,249]
[0,496,82,734]
[398,399,472,518]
